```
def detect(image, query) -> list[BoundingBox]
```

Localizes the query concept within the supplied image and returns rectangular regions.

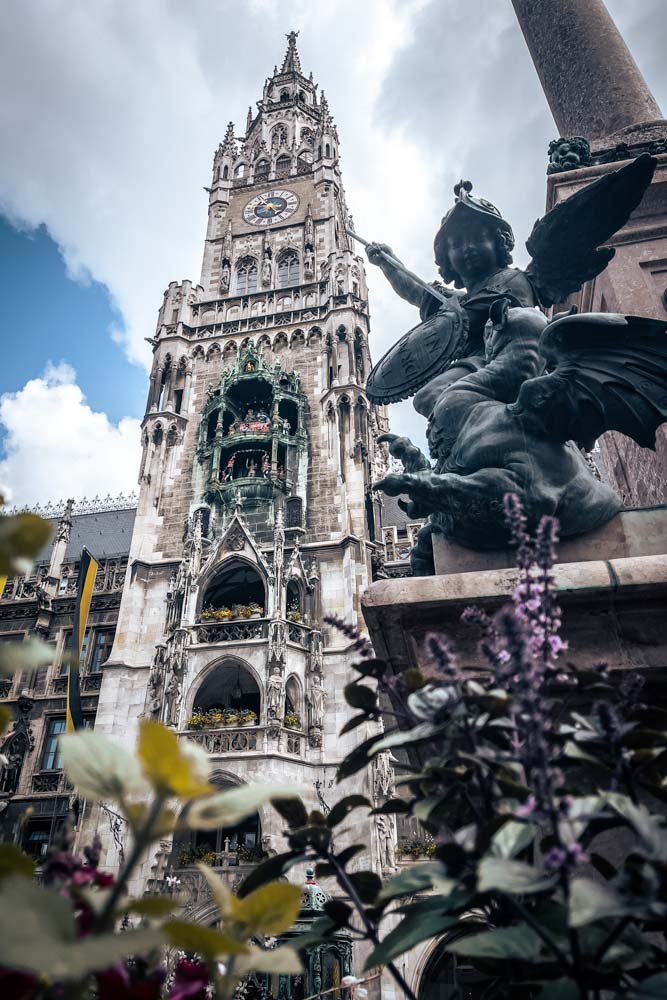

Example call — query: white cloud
[0,0,664,480]
[0,364,141,506]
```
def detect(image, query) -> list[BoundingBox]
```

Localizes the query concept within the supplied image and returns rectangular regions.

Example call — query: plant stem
[95,794,165,931]
[502,895,571,971]
[593,916,631,964]
[325,851,418,1000]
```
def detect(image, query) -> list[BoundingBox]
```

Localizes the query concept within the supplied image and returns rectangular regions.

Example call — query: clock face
[243,189,299,226]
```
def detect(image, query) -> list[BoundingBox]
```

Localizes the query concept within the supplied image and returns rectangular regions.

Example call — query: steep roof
[36,508,137,563]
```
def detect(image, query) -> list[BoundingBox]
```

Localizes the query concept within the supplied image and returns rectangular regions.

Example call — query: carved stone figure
[309,630,323,674]
[373,750,396,802]
[375,814,397,870]
[304,248,314,280]
[269,619,286,667]
[165,673,182,727]
[362,155,666,569]
[306,673,325,728]
[220,262,230,293]
[0,748,24,795]
[267,666,284,719]
[262,257,272,287]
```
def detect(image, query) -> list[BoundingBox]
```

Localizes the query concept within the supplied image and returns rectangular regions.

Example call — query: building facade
[1,33,426,997]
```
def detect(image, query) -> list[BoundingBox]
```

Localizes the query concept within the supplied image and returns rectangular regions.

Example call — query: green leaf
[234,944,302,975]
[0,875,163,978]
[60,728,148,801]
[187,783,299,831]
[336,733,385,782]
[326,794,370,829]
[366,907,458,967]
[628,973,667,998]
[324,900,352,927]
[348,870,382,904]
[165,920,248,959]
[344,682,377,712]
[0,844,35,880]
[237,851,304,898]
[124,895,183,918]
[568,876,628,928]
[335,844,366,867]
[0,704,11,734]
[603,792,667,860]
[491,820,537,859]
[339,713,369,736]
[369,722,440,755]
[377,862,443,905]
[536,980,580,1000]
[139,721,212,798]
[0,638,53,678]
[478,857,557,895]
[371,798,411,815]
[272,796,308,828]
[233,881,303,935]
[447,925,542,960]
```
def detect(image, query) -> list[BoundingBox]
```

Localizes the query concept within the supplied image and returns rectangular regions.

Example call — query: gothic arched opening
[224,376,273,421]
[284,674,302,725]
[278,398,298,434]
[287,579,304,619]
[277,250,300,288]
[173,776,263,865]
[418,935,491,1000]
[275,155,291,178]
[236,256,258,295]
[192,659,261,718]
[255,160,269,180]
[201,561,265,616]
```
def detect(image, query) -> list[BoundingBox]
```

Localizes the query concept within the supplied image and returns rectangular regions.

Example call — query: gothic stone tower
[92,30,393,971]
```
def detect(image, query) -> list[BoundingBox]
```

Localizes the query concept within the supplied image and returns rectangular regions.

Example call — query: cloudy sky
[1,0,665,506]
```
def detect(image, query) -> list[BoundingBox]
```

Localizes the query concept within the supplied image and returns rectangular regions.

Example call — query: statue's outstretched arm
[375,461,536,517]
[365,242,428,309]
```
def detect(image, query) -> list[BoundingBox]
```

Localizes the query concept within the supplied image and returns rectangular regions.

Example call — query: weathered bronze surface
[363,155,667,573]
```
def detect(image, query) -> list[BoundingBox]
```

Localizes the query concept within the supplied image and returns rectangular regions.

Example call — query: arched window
[236,257,258,295]
[201,560,265,615]
[275,155,291,178]
[234,163,246,178]
[325,142,331,158]
[280,89,290,102]
[297,152,311,174]
[418,936,489,1000]
[222,165,229,180]
[192,659,261,718]
[284,675,302,724]
[272,124,289,148]
[277,250,299,288]
[255,159,269,180]
[173,776,263,866]
[286,496,303,528]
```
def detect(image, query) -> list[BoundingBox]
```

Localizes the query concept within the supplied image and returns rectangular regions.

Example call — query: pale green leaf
[139,721,213,798]
[366,906,459,968]
[568,876,629,928]
[60,728,148,800]
[0,875,162,978]
[369,723,440,754]
[377,862,442,904]
[603,792,667,860]
[628,973,667,998]
[491,820,537,859]
[478,857,557,895]
[187,783,300,831]
[0,843,35,880]
[234,944,302,975]
[165,920,248,959]
[0,512,51,576]
[447,925,542,960]
[0,638,53,678]
[234,881,303,935]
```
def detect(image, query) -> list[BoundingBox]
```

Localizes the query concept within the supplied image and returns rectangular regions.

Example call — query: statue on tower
[359,155,667,570]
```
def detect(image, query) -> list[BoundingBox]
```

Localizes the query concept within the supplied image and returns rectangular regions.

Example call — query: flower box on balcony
[284,713,301,730]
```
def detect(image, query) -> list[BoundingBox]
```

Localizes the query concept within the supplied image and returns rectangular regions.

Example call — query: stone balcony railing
[181,724,304,757]
[152,858,258,898]
[286,619,312,647]
[194,617,269,644]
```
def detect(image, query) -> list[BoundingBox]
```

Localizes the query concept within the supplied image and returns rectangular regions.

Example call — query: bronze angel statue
[356,154,667,574]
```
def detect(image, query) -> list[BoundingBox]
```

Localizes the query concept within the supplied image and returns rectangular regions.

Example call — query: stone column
[511,0,662,141]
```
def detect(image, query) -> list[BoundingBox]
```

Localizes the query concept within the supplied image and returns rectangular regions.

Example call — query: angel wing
[525,154,656,307]
[513,312,667,452]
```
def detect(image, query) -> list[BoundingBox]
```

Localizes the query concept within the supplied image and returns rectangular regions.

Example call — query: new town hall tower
[91,31,398,954]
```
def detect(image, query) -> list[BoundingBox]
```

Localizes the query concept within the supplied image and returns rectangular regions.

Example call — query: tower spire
[281,29,302,74]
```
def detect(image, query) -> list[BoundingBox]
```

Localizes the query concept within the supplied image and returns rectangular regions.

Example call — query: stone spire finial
[246,106,253,133]
[221,121,236,153]
[281,29,302,74]
[512,0,663,143]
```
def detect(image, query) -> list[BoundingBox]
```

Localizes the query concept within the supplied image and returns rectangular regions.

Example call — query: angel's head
[434,181,515,289]
[435,219,514,289]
